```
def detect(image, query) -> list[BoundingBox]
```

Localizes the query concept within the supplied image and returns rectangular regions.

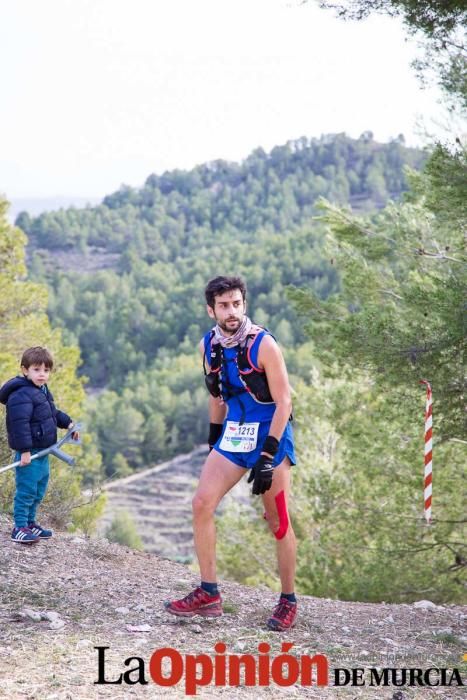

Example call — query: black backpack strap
[203,330,221,376]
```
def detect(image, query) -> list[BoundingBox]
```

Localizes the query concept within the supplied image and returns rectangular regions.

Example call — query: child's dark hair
[21,347,54,370]
[205,276,247,309]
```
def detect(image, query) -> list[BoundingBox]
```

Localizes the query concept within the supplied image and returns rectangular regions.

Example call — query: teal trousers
[14,451,50,527]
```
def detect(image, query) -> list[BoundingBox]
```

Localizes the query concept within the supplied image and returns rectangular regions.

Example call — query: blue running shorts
[213,421,295,469]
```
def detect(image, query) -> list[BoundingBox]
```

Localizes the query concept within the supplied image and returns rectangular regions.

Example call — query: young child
[0,346,79,544]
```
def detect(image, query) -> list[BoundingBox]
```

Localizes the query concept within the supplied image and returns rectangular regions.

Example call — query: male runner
[166,276,297,631]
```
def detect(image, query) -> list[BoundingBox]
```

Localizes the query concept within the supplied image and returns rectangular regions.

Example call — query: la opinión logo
[94,644,465,695]
[95,642,329,694]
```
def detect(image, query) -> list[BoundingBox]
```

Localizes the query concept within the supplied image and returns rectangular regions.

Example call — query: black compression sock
[281,592,297,603]
[201,581,219,596]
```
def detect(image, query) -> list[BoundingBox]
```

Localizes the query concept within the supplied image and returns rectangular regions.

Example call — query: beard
[217,316,242,334]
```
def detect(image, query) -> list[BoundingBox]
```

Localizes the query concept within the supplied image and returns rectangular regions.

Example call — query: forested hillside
[18,133,426,476]
[19,132,422,257]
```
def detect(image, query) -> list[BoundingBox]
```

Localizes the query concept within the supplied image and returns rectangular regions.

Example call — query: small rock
[41,611,61,622]
[49,619,66,630]
[23,608,42,622]
[76,639,93,648]
[191,624,203,634]
[360,650,370,656]
[115,607,130,614]
[133,638,148,648]
[71,537,85,544]
[10,611,27,621]
[126,624,151,632]
[413,600,438,610]
[133,604,146,613]
[381,637,398,646]
[342,626,351,633]
[434,627,452,635]
[69,676,85,685]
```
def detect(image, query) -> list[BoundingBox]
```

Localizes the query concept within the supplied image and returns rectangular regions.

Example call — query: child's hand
[20,452,31,466]
[68,423,80,441]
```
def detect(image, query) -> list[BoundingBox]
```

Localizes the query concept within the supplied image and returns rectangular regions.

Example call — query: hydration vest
[203,329,274,404]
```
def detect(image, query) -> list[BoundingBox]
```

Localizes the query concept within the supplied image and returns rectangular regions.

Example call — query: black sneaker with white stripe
[28,522,53,539]
[11,527,40,544]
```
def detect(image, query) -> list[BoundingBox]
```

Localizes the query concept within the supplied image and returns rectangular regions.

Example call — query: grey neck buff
[212,316,253,348]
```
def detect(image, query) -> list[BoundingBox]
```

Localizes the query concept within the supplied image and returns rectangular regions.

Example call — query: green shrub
[105,511,143,551]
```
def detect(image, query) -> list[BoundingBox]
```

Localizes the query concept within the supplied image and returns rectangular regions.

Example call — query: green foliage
[42,464,84,528]
[217,501,278,591]
[105,511,143,550]
[70,492,107,537]
[0,471,15,517]
[319,1,465,39]
[218,372,466,603]
[293,374,464,603]
[111,453,132,478]
[288,162,465,442]
[407,142,467,227]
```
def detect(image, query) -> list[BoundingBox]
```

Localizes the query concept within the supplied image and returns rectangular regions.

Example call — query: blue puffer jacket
[0,377,72,452]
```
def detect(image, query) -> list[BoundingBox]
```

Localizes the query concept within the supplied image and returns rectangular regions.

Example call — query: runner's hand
[247,454,274,495]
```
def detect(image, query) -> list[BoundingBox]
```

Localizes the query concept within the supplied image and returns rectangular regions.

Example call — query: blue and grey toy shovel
[0,423,82,475]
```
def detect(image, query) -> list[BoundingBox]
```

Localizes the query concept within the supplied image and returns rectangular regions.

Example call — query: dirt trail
[0,527,465,699]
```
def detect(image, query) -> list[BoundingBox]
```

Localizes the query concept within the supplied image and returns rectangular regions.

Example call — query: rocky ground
[0,522,465,700]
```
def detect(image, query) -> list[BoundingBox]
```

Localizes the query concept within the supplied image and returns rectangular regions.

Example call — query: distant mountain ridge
[17,132,426,258]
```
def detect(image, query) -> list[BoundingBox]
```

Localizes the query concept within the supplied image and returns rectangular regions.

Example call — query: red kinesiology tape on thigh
[273,490,289,540]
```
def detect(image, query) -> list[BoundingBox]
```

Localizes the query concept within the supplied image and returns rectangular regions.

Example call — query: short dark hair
[205,276,247,309]
[21,346,54,370]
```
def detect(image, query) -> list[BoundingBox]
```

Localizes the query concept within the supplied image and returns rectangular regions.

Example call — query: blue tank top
[203,330,276,423]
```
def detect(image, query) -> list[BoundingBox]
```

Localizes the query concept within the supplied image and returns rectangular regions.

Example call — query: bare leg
[192,450,246,582]
[261,458,296,593]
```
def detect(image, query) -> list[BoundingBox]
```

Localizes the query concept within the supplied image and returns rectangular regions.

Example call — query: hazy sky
[1,0,443,200]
